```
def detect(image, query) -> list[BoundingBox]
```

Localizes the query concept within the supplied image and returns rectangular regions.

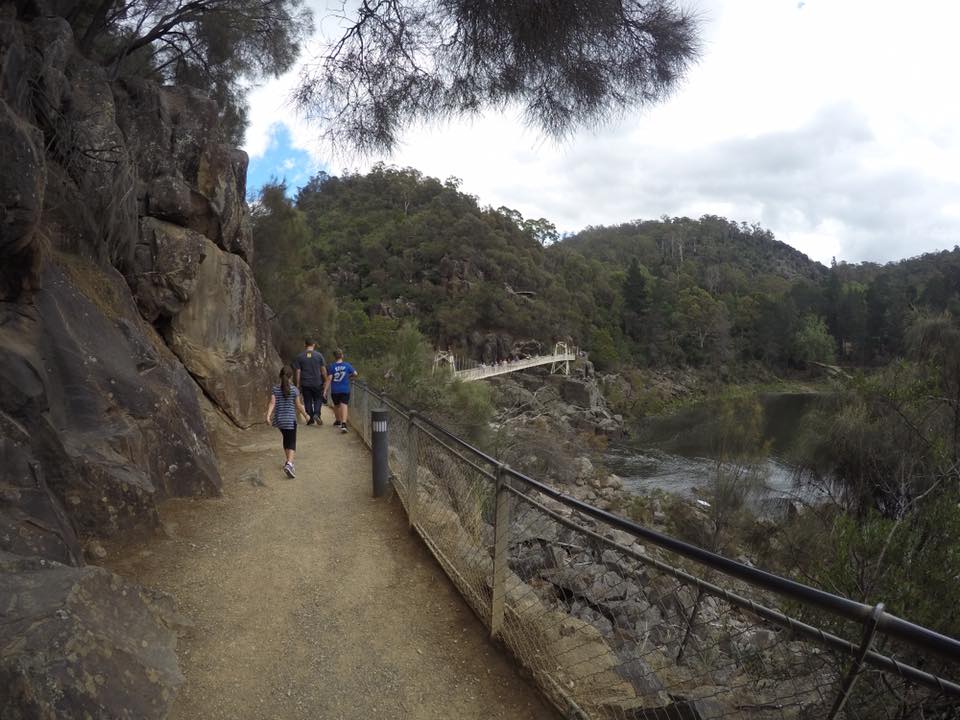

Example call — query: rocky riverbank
[402,432,834,719]
[490,365,627,438]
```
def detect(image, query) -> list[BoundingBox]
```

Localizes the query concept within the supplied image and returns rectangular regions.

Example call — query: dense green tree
[791,315,836,367]
[905,310,960,462]
[674,286,729,365]
[522,218,560,247]
[622,258,652,341]
[251,182,337,360]
[784,316,960,653]
[836,282,868,361]
[865,274,905,361]
[588,327,621,370]
[760,296,799,365]
[65,0,312,141]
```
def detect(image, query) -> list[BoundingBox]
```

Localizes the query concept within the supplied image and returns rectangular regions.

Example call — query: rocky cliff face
[1,6,279,716]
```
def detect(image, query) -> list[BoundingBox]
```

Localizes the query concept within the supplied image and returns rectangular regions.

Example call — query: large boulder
[25,17,73,118]
[114,79,252,260]
[572,456,595,481]
[0,97,45,299]
[0,12,30,114]
[0,552,183,719]
[0,399,81,566]
[193,143,252,260]
[132,217,209,323]
[58,50,138,267]
[559,377,603,410]
[0,259,221,550]
[165,237,280,427]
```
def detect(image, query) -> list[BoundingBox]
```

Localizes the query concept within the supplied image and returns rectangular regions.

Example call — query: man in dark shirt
[293,339,327,425]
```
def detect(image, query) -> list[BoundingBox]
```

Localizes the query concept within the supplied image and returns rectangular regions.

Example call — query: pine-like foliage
[295,0,700,152]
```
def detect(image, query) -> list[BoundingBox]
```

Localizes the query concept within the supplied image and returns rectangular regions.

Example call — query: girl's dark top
[272,385,299,430]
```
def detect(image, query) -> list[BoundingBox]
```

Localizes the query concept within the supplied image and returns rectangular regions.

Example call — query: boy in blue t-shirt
[324,349,358,433]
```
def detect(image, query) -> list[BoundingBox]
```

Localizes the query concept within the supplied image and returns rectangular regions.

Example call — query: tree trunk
[78,0,120,55]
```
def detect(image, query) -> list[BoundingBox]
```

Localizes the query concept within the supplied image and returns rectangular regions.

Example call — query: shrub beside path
[106,406,557,720]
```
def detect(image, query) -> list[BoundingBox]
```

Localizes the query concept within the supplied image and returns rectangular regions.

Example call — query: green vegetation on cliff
[55,0,312,143]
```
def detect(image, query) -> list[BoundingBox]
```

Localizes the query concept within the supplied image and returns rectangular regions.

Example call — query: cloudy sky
[243,0,960,265]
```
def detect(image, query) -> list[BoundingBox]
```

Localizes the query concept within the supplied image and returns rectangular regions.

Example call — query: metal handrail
[504,483,960,696]
[352,380,960,672]
[420,395,960,665]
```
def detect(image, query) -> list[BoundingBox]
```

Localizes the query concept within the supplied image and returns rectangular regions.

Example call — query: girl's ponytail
[280,366,292,397]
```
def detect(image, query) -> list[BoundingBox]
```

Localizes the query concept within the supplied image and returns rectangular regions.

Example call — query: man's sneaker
[315,415,323,426]
[306,417,315,426]
[333,420,341,428]
[340,424,348,434]
[283,462,295,478]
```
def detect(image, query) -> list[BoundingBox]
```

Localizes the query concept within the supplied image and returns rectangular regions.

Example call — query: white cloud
[243,0,960,264]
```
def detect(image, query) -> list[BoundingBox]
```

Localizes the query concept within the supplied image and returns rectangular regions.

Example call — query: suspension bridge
[434,342,577,382]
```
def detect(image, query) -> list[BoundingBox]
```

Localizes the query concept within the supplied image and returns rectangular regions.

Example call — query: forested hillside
[564,217,825,282]
[253,165,960,375]
[254,165,571,360]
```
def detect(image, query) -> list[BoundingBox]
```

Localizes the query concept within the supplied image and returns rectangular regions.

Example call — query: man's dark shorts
[332,392,350,407]
[280,427,297,451]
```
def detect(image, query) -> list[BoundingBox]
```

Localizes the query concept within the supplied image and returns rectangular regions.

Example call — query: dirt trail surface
[106,406,558,720]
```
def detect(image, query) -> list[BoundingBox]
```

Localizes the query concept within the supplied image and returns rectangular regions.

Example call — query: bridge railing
[455,353,577,382]
[349,380,960,719]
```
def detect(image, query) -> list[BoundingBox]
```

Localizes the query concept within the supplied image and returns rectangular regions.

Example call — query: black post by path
[371,409,389,497]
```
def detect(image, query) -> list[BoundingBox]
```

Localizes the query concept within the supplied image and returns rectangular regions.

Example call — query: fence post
[371,409,389,497]
[406,411,420,530]
[827,603,885,719]
[364,389,372,447]
[490,463,511,638]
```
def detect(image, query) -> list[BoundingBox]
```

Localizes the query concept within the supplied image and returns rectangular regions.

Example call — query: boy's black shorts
[280,427,297,451]
[331,392,350,406]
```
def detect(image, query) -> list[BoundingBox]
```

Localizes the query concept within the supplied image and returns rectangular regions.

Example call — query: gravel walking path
[108,406,558,720]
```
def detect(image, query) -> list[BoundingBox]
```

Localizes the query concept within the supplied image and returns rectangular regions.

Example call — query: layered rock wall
[0,5,280,716]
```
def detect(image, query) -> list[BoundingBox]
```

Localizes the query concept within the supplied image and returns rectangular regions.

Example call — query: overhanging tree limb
[296,0,701,154]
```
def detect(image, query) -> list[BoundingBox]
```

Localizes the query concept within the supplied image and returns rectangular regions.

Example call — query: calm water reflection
[605,392,828,506]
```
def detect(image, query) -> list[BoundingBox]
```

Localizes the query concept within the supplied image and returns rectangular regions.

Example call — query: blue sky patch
[245,123,324,201]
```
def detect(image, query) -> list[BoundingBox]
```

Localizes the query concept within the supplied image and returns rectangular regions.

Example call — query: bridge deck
[105,406,556,720]
[456,353,576,382]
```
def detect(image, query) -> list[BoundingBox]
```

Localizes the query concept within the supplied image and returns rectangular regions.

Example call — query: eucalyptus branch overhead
[296,0,701,154]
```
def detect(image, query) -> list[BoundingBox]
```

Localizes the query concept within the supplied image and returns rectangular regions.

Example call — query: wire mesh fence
[348,381,960,719]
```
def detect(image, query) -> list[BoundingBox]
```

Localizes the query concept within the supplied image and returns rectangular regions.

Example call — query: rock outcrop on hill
[492,368,626,439]
[0,6,279,716]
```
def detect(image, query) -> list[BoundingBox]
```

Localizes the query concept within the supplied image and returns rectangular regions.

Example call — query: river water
[605,392,827,507]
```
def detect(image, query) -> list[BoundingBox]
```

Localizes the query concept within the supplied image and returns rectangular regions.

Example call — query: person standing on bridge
[324,349,358,434]
[266,366,309,477]
[293,339,327,426]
